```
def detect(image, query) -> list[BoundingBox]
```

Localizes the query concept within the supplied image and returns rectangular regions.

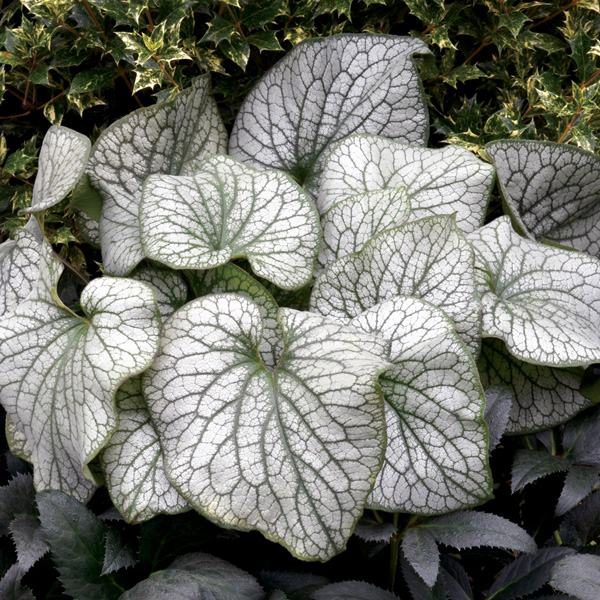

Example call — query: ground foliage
[1,1,600,599]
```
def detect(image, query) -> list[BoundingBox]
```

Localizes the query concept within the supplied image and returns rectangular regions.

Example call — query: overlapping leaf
[143,293,388,561]
[229,34,430,188]
[311,215,481,355]
[0,242,161,501]
[350,297,491,514]
[88,76,228,276]
[469,216,600,366]
[487,140,600,256]
[140,155,320,290]
[316,135,494,233]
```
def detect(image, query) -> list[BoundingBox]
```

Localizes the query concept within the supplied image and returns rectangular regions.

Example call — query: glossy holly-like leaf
[143,293,388,561]
[316,135,493,233]
[349,297,491,514]
[120,552,264,600]
[311,215,481,356]
[0,242,161,501]
[484,385,513,451]
[317,187,410,273]
[100,376,189,524]
[0,228,41,318]
[140,155,320,290]
[478,339,592,434]
[551,554,600,600]
[312,581,401,600]
[88,76,228,276]
[487,140,600,257]
[469,216,600,367]
[229,34,430,187]
[401,526,440,587]
[25,125,91,213]
[511,449,571,492]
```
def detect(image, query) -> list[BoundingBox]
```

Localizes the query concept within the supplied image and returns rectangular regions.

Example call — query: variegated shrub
[1,34,599,576]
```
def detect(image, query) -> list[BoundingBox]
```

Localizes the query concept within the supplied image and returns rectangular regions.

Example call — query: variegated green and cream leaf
[143,293,389,561]
[229,34,430,188]
[468,216,600,367]
[349,297,491,514]
[316,135,494,233]
[317,188,410,273]
[487,140,600,257]
[100,377,190,523]
[310,216,481,356]
[140,155,320,290]
[478,339,592,434]
[88,76,228,276]
[26,125,91,213]
[0,242,161,501]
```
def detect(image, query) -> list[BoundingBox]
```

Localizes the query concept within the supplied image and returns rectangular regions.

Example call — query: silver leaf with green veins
[0,243,161,501]
[487,140,600,257]
[88,76,228,276]
[316,135,494,233]
[140,155,320,290]
[311,216,481,356]
[469,216,600,366]
[229,34,430,187]
[143,293,389,561]
[350,297,491,514]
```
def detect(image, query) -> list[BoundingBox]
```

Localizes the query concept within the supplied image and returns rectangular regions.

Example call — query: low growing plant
[1,32,600,599]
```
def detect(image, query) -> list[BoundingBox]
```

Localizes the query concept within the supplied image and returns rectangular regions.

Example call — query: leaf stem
[388,512,401,592]
[145,6,155,32]
[529,0,578,29]
[557,106,582,143]
[154,57,180,89]
[464,38,490,64]
[81,0,108,44]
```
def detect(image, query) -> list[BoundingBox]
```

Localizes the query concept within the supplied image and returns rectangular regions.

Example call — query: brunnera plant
[2,32,600,598]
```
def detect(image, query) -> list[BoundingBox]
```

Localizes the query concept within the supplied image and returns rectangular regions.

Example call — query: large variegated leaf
[140,155,319,290]
[26,125,91,213]
[310,216,481,355]
[317,188,410,273]
[468,216,600,367]
[349,297,491,514]
[316,135,494,233]
[0,243,161,501]
[478,339,592,434]
[487,140,600,256]
[143,293,388,561]
[88,76,228,276]
[229,34,430,188]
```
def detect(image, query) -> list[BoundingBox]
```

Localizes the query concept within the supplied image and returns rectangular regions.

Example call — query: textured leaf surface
[401,558,446,600]
[0,228,41,318]
[0,243,161,500]
[555,465,600,516]
[317,135,493,233]
[100,377,189,523]
[559,490,600,547]
[37,491,122,600]
[487,140,600,256]
[440,556,474,600]
[484,385,513,450]
[317,187,410,273]
[101,527,136,575]
[143,293,388,560]
[402,527,440,587]
[469,216,600,366]
[478,338,592,434]
[551,554,600,600]
[140,155,319,289]
[353,519,397,543]
[312,581,400,600]
[422,511,537,553]
[89,76,228,275]
[563,404,600,466]
[0,564,35,600]
[0,473,36,536]
[120,552,264,600]
[350,297,491,513]
[27,125,91,212]
[10,515,50,571]
[229,34,429,187]
[311,215,481,355]
[511,449,571,492]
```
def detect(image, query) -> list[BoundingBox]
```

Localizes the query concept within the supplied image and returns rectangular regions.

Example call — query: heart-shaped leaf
[0,242,161,501]
[88,76,228,276]
[469,216,600,367]
[143,293,388,560]
[316,135,494,233]
[350,297,491,514]
[26,125,91,213]
[487,140,600,256]
[229,34,430,188]
[310,216,481,355]
[140,155,320,290]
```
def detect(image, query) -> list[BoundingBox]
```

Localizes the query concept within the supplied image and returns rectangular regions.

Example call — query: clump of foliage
[1,2,600,600]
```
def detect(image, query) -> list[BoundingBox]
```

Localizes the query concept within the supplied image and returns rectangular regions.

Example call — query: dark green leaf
[511,450,572,492]
[401,558,446,600]
[439,556,473,600]
[242,0,289,29]
[0,473,36,536]
[570,28,598,82]
[247,30,283,52]
[551,554,600,600]
[200,15,238,46]
[353,519,396,543]
[402,528,440,588]
[69,67,116,95]
[558,490,600,546]
[563,404,600,465]
[555,465,600,517]
[312,581,400,599]
[101,527,136,575]
[70,173,103,222]
[9,515,49,571]
[484,385,512,451]
[220,35,251,69]
[0,564,35,600]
